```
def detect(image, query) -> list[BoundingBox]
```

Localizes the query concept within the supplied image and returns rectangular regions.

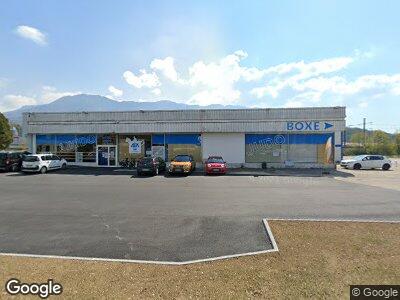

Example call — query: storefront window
[245,134,333,164]
[76,135,96,162]
[36,134,97,163]
[56,135,76,162]
[165,134,201,162]
[118,135,151,164]
[151,134,165,159]
[36,135,56,153]
[245,134,287,163]
[97,134,116,145]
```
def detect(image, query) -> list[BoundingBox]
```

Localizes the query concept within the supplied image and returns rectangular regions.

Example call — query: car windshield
[23,155,39,162]
[207,157,224,163]
[173,155,191,162]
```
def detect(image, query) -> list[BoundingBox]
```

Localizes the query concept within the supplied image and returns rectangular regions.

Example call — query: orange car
[168,155,196,174]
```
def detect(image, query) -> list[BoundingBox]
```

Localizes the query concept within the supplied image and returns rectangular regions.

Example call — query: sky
[0,0,399,132]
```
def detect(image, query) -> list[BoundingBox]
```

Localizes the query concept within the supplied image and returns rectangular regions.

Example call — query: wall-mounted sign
[286,121,333,131]
[126,137,144,154]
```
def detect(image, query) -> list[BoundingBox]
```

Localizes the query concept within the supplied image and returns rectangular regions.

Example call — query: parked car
[0,151,30,172]
[137,156,166,176]
[204,156,227,175]
[168,154,196,174]
[22,154,67,174]
[340,155,392,170]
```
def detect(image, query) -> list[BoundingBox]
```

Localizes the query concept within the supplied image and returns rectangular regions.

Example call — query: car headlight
[207,164,212,168]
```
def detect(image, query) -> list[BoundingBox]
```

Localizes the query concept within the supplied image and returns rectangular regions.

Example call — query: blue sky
[0,0,399,131]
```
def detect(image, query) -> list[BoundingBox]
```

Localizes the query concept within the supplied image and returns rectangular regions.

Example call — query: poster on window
[126,137,144,154]
[152,146,165,159]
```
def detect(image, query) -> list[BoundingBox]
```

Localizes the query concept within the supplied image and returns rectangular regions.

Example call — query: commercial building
[23,107,346,168]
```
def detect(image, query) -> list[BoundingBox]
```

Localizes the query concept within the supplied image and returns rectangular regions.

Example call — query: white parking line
[266,218,400,223]
[0,220,279,265]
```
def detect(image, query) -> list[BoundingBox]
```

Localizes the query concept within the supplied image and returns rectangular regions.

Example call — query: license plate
[213,168,220,172]
[142,168,149,171]
[175,168,182,172]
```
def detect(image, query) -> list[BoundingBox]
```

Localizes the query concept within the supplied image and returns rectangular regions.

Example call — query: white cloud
[291,74,400,97]
[151,88,161,96]
[283,100,305,108]
[150,57,184,83]
[186,50,256,105]
[0,86,79,112]
[15,25,47,46]
[123,69,160,89]
[0,95,37,111]
[250,56,355,98]
[108,85,123,97]
[120,50,399,109]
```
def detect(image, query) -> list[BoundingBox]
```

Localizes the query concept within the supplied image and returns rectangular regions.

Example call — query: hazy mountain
[4,94,245,123]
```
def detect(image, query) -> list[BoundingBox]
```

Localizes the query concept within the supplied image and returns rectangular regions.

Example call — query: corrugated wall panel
[23,107,346,134]
[23,107,345,123]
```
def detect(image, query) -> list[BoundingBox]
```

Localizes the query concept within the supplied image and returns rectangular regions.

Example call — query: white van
[22,154,67,174]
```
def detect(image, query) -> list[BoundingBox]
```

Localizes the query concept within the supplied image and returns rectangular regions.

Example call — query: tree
[0,112,13,150]
[395,133,400,155]
[368,130,396,156]
[349,132,365,144]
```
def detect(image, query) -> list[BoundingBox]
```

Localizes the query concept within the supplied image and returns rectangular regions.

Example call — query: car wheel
[40,166,47,174]
[62,163,67,169]
[353,163,361,170]
[382,163,391,171]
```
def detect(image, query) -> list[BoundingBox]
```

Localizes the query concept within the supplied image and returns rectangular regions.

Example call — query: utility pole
[363,117,366,150]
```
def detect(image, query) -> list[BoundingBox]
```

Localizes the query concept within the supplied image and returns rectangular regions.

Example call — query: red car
[204,156,227,175]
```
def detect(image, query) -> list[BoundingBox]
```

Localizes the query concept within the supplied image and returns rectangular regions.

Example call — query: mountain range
[4,94,245,123]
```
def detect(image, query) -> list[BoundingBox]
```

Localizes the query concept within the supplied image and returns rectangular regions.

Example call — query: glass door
[109,146,116,166]
[97,146,109,166]
[97,145,117,166]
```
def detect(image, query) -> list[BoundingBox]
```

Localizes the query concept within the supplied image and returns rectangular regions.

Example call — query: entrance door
[97,146,117,166]
[98,146,109,166]
[109,146,116,166]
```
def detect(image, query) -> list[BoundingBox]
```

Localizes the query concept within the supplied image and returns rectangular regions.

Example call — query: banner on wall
[126,137,144,154]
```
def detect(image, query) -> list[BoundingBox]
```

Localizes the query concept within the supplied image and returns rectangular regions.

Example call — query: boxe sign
[286,121,334,131]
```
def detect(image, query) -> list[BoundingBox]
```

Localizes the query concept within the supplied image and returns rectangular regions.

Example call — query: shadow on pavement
[4,166,338,178]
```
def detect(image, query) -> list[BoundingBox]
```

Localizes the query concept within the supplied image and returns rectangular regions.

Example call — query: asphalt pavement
[0,167,399,262]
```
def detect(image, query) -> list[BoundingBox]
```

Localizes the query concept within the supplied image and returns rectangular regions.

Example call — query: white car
[340,155,392,170]
[22,154,67,174]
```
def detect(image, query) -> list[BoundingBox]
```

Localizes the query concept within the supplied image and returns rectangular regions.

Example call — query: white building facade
[23,107,346,168]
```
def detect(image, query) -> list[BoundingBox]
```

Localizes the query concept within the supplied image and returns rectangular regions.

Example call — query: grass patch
[1,221,399,299]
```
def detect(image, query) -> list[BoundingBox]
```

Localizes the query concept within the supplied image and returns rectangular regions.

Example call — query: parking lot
[1,166,400,263]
